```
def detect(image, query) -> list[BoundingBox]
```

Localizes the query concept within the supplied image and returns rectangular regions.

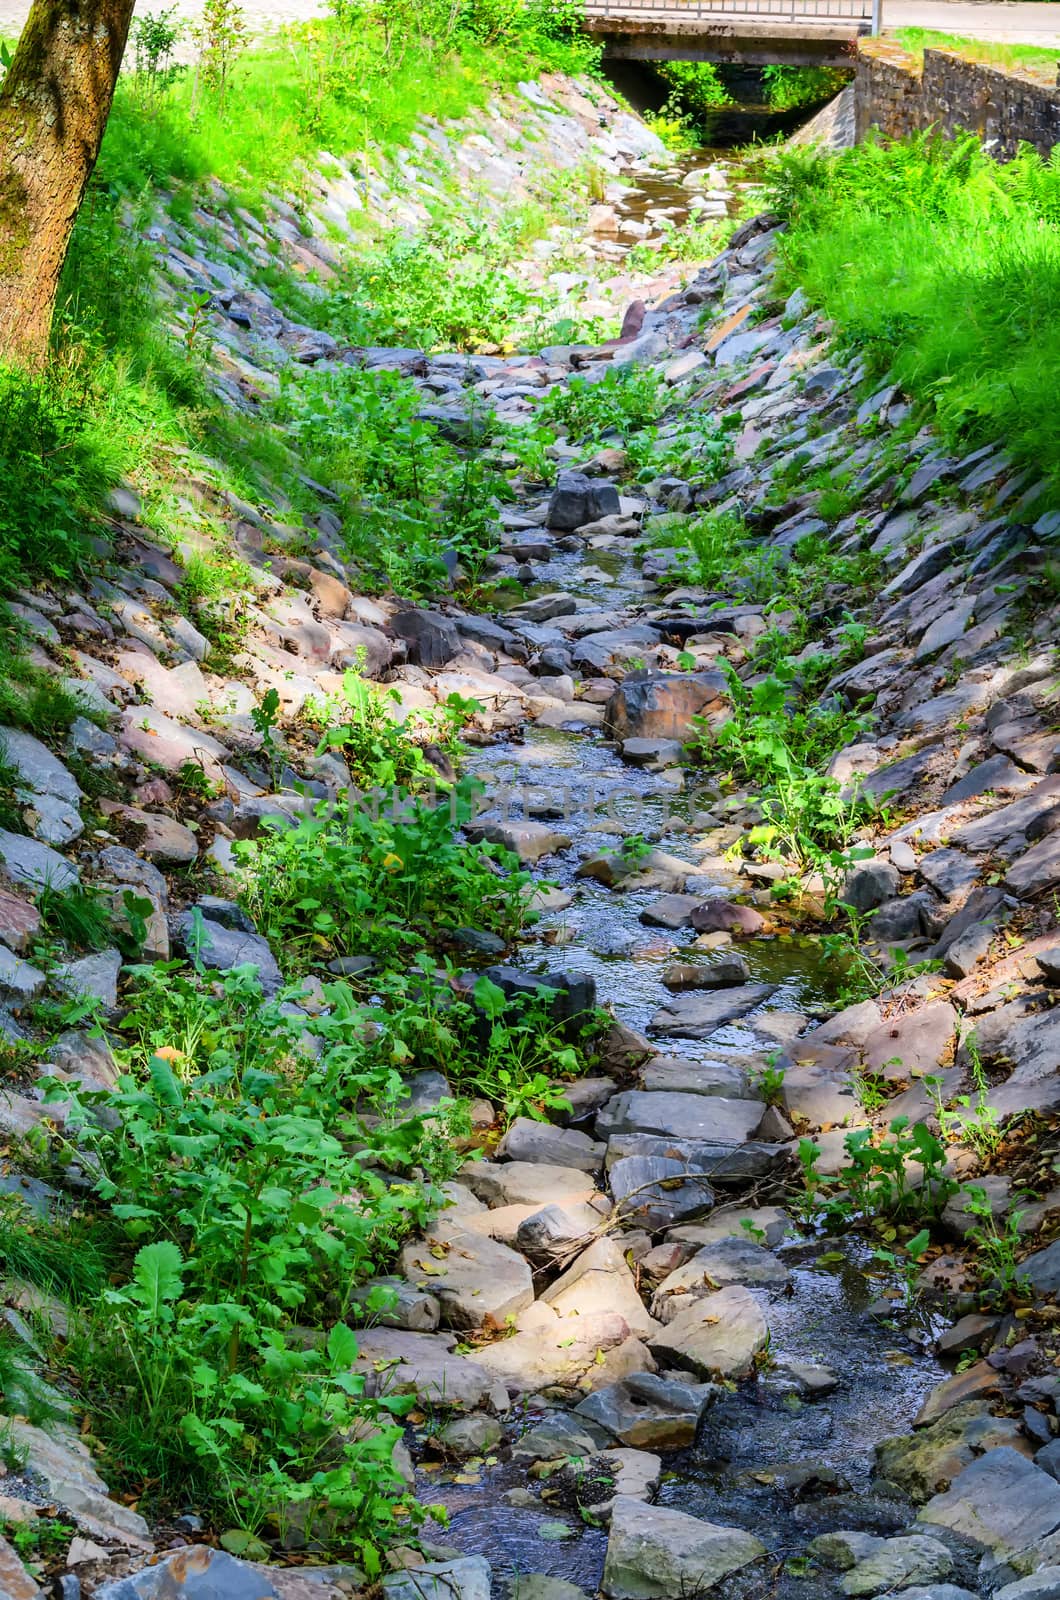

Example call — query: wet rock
[606,1132,786,1184]
[436,1412,503,1457]
[876,1400,1027,1501]
[602,1496,765,1598]
[649,985,776,1038]
[599,1091,763,1146]
[548,472,621,532]
[383,1557,491,1600]
[497,1118,604,1173]
[661,955,750,990]
[651,1237,788,1321]
[809,1531,887,1571]
[640,893,706,930]
[574,1372,715,1451]
[842,1536,954,1597]
[688,899,765,936]
[916,1446,1060,1560]
[604,671,728,744]
[649,1284,768,1379]
[512,1414,600,1462]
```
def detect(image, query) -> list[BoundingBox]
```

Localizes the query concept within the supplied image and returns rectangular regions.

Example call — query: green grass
[893,29,1060,77]
[769,132,1060,504]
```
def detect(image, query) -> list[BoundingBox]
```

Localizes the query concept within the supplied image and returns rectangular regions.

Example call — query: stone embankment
[0,73,1059,1600]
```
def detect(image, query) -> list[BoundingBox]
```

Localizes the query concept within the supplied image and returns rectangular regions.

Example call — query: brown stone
[0,887,40,954]
[915,1361,1000,1426]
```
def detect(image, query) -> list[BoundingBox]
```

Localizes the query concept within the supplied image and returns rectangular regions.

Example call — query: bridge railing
[582,0,880,33]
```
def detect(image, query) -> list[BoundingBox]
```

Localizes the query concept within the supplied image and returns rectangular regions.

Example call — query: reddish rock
[605,671,729,745]
[689,900,765,937]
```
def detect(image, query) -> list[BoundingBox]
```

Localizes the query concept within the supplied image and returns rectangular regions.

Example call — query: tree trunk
[0,0,136,367]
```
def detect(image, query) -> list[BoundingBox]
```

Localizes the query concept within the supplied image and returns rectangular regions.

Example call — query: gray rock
[400,1216,533,1330]
[917,1446,1060,1561]
[461,1161,595,1210]
[842,1536,953,1597]
[352,1327,496,1410]
[0,830,79,892]
[606,1132,786,1183]
[0,946,46,1006]
[599,1091,763,1146]
[996,1569,1060,1600]
[51,950,123,1010]
[391,609,461,669]
[843,861,899,913]
[1017,1238,1060,1295]
[497,1117,603,1173]
[1038,1441,1060,1482]
[651,1237,788,1321]
[574,1372,715,1451]
[25,792,84,846]
[919,848,981,900]
[436,1412,503,1457]
[893,1590,978,1600]
[548,471,621,531]
[510,1579,592,1600]
[383,1557,492,1600]
[808,1532,885,1572]
[649,985,775,1038]
[602,1496,765,1598]
[174,914,283,996]
[605,671,729,744]
[347,1276,440,1332]
[649,1284,768,1379]
[512,1414,600,1462]
[0,728,82,806]
[94,1550,279,1598]
[609,1154,714,1232]
[640,1056,753,1098]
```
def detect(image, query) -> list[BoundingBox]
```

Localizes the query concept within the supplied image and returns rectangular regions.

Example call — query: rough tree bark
[0,0,137,367]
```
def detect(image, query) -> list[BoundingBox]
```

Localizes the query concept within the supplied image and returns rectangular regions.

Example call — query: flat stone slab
[352,1328,496,1410]
[400,1216,533,1331]
[0,830,79,892]
[649,984,775,1038]
[461,1161,597,1210]
[602,1496,765,1598]
[599,1091,764,1146]
[640,1055,754,1098]
[465,1306,645,1396]
[543,1236,660,1340]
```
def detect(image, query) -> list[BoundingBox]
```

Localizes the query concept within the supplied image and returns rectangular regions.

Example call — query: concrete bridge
[582,0,882,67]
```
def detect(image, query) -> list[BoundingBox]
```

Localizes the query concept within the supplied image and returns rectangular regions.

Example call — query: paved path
[0,0,1055,50]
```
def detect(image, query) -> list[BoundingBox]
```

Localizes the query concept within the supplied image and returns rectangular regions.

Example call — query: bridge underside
[587,19,864,67]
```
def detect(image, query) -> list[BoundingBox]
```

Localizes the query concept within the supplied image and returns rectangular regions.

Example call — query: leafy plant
[962,1185,1030,1303]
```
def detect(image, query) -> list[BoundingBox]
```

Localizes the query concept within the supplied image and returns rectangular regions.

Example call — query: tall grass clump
[769,133,1060,499]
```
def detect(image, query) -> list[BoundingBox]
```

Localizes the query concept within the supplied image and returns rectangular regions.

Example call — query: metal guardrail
[583,0,881,33]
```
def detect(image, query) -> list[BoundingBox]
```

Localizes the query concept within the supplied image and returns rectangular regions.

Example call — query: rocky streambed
[1,70,1059,1600]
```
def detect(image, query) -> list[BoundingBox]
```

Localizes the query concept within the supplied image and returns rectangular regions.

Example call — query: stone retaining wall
[855,38,1060,159]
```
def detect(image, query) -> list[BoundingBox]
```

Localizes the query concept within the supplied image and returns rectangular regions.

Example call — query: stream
[417,485,948,1599]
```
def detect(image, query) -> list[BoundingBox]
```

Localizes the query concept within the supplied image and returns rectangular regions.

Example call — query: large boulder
[602,1497,765,1598]
[649,1284,768,1379]
[548,471,621,531]
[604,670,729,744]
[399,1216,533,1330]
[916,1447,1060,1566]
[574,1372,716,1450]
